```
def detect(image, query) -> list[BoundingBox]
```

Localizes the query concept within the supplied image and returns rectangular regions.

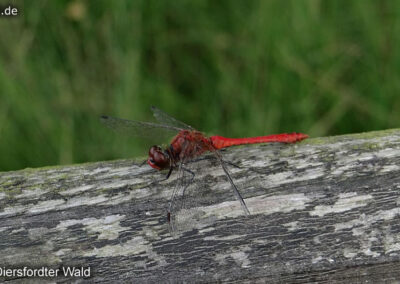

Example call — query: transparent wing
[219,157,250,215]
[151,106,194,130]
[100,115,183,140]
[166,142,250,234]
[167,159,207,235]
[211,149,250,215]
[167,152,250,235]
[168,161,189,234]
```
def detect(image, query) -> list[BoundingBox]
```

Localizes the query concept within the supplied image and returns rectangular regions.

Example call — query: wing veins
[151,106,194,130]
[100,115,183,139]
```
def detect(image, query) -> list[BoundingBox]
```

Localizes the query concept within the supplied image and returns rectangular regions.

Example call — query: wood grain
[1,129,400,283]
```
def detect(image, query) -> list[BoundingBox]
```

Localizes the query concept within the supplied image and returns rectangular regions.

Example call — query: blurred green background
[0,0,399,172]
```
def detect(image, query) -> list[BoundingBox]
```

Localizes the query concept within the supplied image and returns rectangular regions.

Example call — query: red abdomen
[210,133,308,150]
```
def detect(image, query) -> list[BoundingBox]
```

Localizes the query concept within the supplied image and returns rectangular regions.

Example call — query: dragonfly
[100,106,308,230]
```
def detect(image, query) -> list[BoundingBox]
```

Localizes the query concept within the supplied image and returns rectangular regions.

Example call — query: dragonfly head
[147,146,170,170]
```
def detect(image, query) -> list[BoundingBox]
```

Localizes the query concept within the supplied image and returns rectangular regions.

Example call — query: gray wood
[1,129,400,283]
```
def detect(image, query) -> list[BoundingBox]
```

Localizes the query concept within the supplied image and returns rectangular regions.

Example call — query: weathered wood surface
[1,129,400,283]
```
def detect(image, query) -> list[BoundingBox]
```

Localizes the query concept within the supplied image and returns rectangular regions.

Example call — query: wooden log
[1,129,400,283]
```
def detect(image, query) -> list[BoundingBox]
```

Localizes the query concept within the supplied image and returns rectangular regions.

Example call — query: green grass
[0,0,400,171]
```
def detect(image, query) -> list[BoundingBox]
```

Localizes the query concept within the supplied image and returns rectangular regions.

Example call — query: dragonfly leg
[166,166,174,179]
[222,160,241,169]
[144,167,175,190]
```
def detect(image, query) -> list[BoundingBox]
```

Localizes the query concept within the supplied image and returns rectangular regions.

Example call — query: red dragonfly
[101,106,308,229]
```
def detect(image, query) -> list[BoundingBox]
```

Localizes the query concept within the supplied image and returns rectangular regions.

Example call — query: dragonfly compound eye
[147,146,170,170]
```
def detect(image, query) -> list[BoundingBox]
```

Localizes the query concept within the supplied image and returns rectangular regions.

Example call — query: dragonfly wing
[167,153,250,235]
[100,115,182,140]
[212,150,250,215]
[151,106,194,130]
[167,161,186,234]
